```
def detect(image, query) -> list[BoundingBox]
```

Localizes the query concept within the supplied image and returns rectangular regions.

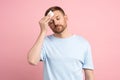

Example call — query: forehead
[52,10,64,18]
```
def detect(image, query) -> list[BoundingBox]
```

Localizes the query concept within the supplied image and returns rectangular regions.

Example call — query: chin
[54,30,64,34]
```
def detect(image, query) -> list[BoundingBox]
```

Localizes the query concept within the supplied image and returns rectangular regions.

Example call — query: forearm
[84,69,94,80]
[27,31,46,65]
[85,76,94,80]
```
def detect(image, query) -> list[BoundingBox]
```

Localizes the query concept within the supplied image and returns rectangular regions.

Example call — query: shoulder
[44,34,53,40]
[75,35,89,43]
[43,34,55,43]
[75,34,91,47]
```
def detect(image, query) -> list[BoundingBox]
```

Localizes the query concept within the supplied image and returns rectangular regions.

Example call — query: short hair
[45,6,65,16]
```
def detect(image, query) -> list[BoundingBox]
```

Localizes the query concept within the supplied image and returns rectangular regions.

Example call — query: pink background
[0,0,120,80]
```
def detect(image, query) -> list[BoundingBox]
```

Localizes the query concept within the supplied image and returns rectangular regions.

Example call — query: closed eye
[56,16,60,20]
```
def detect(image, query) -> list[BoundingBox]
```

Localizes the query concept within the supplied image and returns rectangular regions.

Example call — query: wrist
[40,31,46,35]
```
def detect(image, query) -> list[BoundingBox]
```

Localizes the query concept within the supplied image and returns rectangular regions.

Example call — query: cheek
[61,19,66,24]
[49,25,55,29]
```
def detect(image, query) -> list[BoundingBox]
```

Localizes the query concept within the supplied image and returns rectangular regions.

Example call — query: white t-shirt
[40,34,94,80]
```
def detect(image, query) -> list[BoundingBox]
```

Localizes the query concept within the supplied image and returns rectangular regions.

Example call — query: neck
[53,27,73,38]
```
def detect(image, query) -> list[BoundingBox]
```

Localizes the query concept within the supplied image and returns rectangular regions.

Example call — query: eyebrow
[55,15,60,17]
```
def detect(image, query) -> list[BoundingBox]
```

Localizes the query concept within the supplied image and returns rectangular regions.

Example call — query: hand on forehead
[47,10,60,19]
[47,10,54,17]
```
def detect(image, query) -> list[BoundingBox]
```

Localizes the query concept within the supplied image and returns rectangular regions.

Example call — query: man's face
[48,10,67,34]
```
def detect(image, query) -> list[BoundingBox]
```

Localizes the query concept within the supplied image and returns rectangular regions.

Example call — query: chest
[45,41,86,62]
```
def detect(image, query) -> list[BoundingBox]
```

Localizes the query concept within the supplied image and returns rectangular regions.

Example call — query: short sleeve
[40,39,47,62]
[82,42,94,70]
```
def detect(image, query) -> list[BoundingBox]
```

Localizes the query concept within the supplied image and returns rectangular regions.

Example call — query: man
[27,6,94,80]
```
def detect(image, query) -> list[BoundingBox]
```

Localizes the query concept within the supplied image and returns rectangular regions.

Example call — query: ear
[64,15,68,21]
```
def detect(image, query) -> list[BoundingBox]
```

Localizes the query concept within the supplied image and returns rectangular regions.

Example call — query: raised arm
[27,15,51,65]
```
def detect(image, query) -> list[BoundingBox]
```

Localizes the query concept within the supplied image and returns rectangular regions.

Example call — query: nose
[54,19,59,25]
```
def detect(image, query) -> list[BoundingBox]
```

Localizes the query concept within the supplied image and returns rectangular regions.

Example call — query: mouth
[55,25,62,29]
[55,25,62,28]
[53,26,61,32]
[51,25,65,34]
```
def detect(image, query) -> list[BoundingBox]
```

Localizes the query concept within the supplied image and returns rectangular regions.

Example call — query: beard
[51,24,66,34]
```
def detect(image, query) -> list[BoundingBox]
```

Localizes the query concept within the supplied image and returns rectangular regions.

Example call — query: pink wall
[0,0,120,80]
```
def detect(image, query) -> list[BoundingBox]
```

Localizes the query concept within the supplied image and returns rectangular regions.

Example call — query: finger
[40,15,49,21]
[42,16,51,22]
[46,17,51,23]
[45,17,51,23]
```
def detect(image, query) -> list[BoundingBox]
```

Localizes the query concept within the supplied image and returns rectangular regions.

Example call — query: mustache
[55,24,63,27]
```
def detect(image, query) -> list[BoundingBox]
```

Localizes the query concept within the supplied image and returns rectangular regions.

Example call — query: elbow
[27,58,38,66]
[28,61,38,66]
